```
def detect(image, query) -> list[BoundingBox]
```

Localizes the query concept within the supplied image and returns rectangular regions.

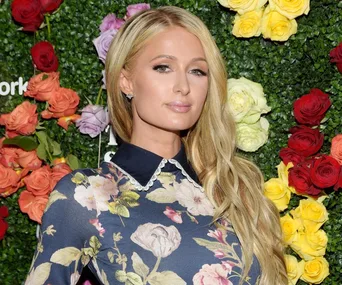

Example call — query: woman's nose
[173,71,190,96]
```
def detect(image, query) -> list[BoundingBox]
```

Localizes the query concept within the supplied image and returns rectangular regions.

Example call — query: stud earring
[125,93,133,100]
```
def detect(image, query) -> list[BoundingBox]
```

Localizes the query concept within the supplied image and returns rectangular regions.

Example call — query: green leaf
[146,188,177,204]
[3,136,38,151]
[44,190,67,213]
[51,140,62,156]
[35,131,48,146]
[148,271,186,285]
[26,262,52,285]
[50,247,81,266]
[89,236,101,252]
[108,202,130,218]
[126,272,143,285]
[36,143,47,161]
[115,270,127,282]
[66,154,81,170]
[131,252,149,279]
[121,191,140,201]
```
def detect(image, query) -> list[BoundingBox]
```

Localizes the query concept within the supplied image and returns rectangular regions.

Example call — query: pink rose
[193,263,233,285]
[99,13,124,33]
[125,3,150,19]
[163,206,183,224]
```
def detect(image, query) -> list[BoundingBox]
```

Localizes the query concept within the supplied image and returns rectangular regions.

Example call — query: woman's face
[120,26,209,135]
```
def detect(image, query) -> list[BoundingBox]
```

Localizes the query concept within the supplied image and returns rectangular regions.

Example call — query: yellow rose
[285,254,304,285]
[261,6,298,41]
[269,0,310,20]
[300,257,329,284]
[280,214,300,245]
[291,230,328,261]
[290,198,329,233]
[218,0,267,14]
[264,178,291,211]
[232,9,263,38]
[277,161,296,193]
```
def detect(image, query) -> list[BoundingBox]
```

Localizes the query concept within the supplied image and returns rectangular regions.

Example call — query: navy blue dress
[25,142,261,285]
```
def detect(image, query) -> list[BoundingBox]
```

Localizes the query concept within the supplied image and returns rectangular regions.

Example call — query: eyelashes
[152,64,208,76]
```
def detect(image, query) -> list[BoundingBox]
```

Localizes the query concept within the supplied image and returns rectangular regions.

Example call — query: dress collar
[110,142,201,191]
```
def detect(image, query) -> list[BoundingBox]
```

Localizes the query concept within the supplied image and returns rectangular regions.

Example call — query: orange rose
[18,190,48,224]
[331,134,342,165]
[51,162,72,188]
[57,114,81,130]
[0,164,22,197]
[24,72,60,101]
[41,88,80,119]
[23,165,54,196]
[15,148,42,170]
[0,146,19,168]
[0,101,38,137]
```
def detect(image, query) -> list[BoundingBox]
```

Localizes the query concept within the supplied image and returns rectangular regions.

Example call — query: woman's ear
[119,69,134,95]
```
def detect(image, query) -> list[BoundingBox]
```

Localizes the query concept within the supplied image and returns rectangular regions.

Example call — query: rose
[40,0,64,14]
[290,198,328,233]
[57,114,81,130]
[24,72,60,101]
[280,214,300,245]
[41,88,80,119]
[93,29,119,64]
[264,178,291,211]
[269,0,310,19]
[11,0,44,32]
[334,168,342,191]
[284,255,305,285]
[279,147,304,166]
[232,9,263,38]
[227,77,271,123]
[300,257,329,284]
[310,155,340,188]
[0,146,19,168]
[236,118,269,152]
[15,149,42,171]
[288,160,314,195]
[125,3,151,19]
[18,190,49,224]
[293,89,331,126]
[193,262,233,285]
[0,206,9,240]
[75,105,109,138]
[330,42,342,73]
[131,223,181,258]
[331,134,342,165]
[0,101,38,138]
[288,125,324,157]
[277,161,294,188]
[99,14,125,33]
[261,6,298,41]
[218,0,267,14]
[0,164,22,197]
[291,230,328,260]
[23,165,54,196]
[51,163,72,188]
[31,41,59,72]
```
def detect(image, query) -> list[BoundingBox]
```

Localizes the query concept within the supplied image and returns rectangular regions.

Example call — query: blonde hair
[106,6,287,284]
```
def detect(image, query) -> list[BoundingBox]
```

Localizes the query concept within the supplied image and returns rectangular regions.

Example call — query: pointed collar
[110,142,200,190]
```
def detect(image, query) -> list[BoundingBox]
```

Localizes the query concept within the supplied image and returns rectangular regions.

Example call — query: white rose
[131,223,181,258]
[227,77,271,123]
[236,117,269,152]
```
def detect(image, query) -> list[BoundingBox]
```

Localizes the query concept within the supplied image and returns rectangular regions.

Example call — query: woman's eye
[153,65,171,73]
[190,69,207,76]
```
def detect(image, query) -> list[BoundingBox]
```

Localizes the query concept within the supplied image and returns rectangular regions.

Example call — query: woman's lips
[166,101,191,113]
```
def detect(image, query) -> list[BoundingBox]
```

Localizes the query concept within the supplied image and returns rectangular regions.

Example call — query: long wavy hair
[105,6,287,284]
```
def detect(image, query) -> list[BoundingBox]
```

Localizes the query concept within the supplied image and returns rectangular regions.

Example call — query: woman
[25,6,287,285]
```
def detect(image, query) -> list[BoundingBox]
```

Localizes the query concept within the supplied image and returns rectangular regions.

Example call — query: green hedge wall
[0,0,342,284]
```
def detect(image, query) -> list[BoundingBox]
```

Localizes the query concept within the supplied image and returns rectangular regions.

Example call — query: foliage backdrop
[0,0,341,284]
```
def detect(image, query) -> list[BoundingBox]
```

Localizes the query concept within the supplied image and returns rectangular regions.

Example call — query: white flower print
[174,179,215,216]
[131,223,181,258]
[70,271,80,285]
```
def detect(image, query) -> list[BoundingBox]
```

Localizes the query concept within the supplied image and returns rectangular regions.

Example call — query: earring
[125,93,133,100]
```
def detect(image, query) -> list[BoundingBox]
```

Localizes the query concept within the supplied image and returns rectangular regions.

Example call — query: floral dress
[25,142,261,285]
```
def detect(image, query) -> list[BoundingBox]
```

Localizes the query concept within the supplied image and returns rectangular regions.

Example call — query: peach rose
[24,72,60,101]
[18,190,49,224]
[0,101,38,137]
[0,164,22,197]
[15,148,42,170]
[331,134,342,165]
[0,146,19,168]
[23,165,54,196]
[51,162,72,188]
[41,87,80,119]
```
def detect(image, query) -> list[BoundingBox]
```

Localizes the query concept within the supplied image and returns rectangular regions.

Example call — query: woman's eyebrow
[150,54,207,63]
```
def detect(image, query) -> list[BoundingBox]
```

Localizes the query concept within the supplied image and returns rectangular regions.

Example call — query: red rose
[293,89,331,126]
[0,219,8,240]
[330,42,342,73]
[310,155,340,188]
[289,160,312,194]
[288,126,324,157]
[31,41,59,72]
[11,0,44,32]
[279,147,304,166]
[40,0,64,14]
[334,167,342,191]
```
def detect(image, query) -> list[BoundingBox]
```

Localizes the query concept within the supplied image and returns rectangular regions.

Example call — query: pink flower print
[221,261,233,274]
[214,250,225,259]
[193,263,233,285]
[208,229,225,244]
[89,219,105,237]
[163,206,183,224]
